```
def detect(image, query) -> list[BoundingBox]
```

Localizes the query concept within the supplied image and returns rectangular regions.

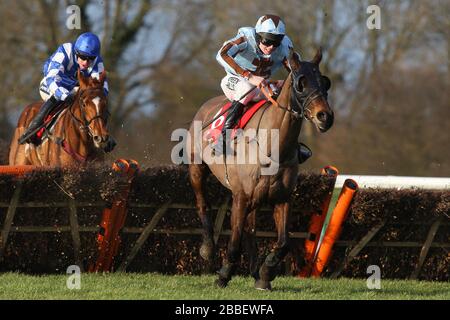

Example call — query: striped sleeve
[42,45,71,101]
[91,58,109,96]
[216,35,250,78]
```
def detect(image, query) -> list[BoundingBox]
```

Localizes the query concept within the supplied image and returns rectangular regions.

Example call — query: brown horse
[9,71,111,167]
[188,48,334,290]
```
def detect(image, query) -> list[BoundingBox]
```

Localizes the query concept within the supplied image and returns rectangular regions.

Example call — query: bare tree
[1,0,447,175]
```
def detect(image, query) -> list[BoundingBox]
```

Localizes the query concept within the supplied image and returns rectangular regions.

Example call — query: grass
[0,273,448,300]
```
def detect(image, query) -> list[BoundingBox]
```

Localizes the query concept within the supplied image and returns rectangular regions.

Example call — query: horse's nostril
[94,136,102,143]
[317,111,327,122]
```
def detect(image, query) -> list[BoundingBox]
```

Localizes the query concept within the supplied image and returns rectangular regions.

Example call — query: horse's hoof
[200,242,214,261]
[254,279,272,291]
[259,264,277,282]
[215,278,228,288]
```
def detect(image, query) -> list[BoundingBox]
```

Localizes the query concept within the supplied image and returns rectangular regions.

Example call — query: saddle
[32,102,67,145]
[205,99,269,143]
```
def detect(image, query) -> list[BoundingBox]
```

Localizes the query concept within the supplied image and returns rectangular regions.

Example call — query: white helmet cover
[255,14,286,36]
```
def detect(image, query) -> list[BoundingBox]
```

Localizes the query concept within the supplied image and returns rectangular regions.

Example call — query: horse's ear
[288,49,301,72]
[77,69,90,89]
[311,47,323,65]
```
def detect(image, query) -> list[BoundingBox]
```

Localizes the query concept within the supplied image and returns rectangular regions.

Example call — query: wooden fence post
[0,182,23,261]
[68,199,83,271]
[330,221,386,279]
[410,217,443,280]
[117,203,170,272]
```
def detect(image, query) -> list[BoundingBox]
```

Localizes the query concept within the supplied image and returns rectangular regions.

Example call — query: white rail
[335,175,450,190]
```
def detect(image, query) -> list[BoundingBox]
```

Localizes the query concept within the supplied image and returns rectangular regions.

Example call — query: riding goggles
[260,37,282,48]
[76,53,96,62]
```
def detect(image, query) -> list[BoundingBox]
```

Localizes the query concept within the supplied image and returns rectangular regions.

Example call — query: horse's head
[288,48,334,132]
[76,70,111,149]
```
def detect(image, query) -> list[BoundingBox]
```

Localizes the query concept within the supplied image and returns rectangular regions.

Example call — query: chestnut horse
[188,49,334,290]
[9,71,111,167]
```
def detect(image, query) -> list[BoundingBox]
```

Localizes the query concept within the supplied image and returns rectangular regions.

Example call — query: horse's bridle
[69,88,109,137]
[289,71,327,121]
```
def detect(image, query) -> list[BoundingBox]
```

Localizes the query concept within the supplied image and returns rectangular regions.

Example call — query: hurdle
[89,159,140,272]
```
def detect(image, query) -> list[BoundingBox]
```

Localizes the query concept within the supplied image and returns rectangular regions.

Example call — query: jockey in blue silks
[216,14,311,162]
[19,32,109,145]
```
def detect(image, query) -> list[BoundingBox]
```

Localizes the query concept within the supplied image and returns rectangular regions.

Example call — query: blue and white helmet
[255,14,286,42]
[74,32,101,58]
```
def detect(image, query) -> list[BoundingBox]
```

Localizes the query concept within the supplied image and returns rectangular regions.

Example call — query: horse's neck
[63,102,92,154]
[264,75,302,159]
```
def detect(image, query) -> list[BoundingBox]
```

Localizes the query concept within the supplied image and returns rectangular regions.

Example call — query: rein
[259,83,301,120]
[259,73,325,122]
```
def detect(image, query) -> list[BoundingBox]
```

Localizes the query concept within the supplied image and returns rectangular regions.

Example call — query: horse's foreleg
[216,192,248,288]
[189,163,214,261]
[243,209,259,280]
[256,202,290,290]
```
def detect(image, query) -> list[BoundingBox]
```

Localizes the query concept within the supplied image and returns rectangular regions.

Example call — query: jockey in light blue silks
[19,32,109,145]
[216,14,311,162]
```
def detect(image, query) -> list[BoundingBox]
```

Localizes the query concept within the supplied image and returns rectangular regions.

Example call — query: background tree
[0,0,447,177]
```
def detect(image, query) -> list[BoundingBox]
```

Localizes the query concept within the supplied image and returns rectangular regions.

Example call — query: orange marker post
[311,179,358,277]
[90,159,139,272]
[298,166,339,278]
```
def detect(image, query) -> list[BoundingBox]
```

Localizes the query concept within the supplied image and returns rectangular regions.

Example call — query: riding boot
[18,96,60,145]
[214,100,245,155]
[298,142,312,164]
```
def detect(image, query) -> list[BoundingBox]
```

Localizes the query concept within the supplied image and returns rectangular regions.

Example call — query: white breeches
[220,74,265,105]
[39,79,52,101]
[220,73,283,105]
